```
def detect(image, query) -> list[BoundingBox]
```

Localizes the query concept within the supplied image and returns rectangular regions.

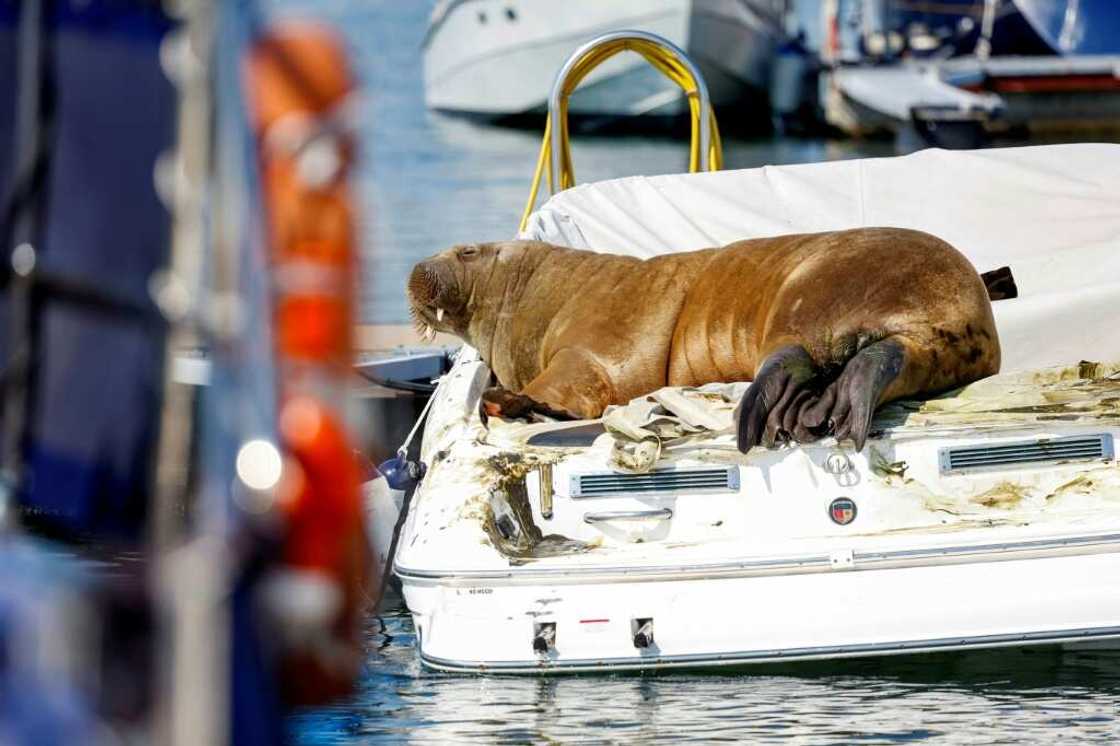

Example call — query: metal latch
[533,622,556,655]
[539,463,553,520]
[829,549,855,570]
[632,618,654,649]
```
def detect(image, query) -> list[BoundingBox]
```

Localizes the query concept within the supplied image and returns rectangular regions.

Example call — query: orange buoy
[244,22,372,706]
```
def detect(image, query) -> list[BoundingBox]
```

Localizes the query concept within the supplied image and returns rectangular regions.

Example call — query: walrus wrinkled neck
[463,242,559,383]
[464,247,529,361]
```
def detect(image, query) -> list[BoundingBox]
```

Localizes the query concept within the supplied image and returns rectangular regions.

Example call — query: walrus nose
[408,261,438,303]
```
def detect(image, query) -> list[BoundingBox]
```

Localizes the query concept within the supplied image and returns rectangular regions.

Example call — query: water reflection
[290,601,1120,744]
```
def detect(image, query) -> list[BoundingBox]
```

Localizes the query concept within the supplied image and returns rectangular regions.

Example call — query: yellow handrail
[519,33,723,233]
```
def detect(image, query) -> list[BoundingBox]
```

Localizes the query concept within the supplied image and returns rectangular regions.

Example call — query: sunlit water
[274,1,1120,742]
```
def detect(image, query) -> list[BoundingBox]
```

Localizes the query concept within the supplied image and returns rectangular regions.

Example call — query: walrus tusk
[423,324,436,342]
[436,308,444,322]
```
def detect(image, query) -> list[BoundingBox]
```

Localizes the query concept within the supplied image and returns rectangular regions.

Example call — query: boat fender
[377,453,425,491]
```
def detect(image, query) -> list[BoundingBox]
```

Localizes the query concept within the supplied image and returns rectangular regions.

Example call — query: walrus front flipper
[481,350,614,421]
[518,349,616,421]
[482,386,578,421]
[735,345,818,454]
[800,338,906,451]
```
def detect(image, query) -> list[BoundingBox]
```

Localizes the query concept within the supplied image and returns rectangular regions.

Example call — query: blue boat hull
[886,0,1120,56]
[1012,0,1120,54]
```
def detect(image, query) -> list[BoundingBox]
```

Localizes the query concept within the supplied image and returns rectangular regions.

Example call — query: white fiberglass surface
[395,352,1120,578]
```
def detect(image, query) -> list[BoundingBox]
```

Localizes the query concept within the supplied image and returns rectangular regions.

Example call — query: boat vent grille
[570,467,739,497]
[939,434,1114,474]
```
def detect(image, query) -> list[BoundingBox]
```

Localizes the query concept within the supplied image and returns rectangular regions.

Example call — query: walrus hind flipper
[734,345,819,454]
[736,339,906,454]
[800,338,905,452]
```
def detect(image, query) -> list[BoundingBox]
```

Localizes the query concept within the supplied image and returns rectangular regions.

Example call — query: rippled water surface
[275,1,1120,741]
[290,602,1120,744]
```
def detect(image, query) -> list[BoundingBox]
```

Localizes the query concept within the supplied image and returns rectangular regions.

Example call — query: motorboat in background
[880,0,1120,57]
[819,0,1120,145]
[1008,0,1120,54]
[422,0,787,125]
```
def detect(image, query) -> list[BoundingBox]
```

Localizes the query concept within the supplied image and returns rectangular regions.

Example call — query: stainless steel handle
[547,30,714,184]
[583,508,673,524]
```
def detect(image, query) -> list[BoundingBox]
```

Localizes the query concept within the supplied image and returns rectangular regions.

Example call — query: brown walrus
[407,228,1001,453]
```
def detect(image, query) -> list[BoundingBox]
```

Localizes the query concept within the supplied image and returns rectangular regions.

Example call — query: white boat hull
[823,55,1120,140]
[423,0,784,118]
[405,547,1120,673]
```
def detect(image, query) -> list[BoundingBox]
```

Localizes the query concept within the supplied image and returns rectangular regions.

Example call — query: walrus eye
[458,245,480,261]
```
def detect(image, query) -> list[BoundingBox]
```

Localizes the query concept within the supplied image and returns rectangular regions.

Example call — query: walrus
[407,228,1001,453]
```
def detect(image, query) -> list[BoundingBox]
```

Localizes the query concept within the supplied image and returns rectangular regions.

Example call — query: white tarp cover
[591,362,1120,473]
[520,144,1120,373]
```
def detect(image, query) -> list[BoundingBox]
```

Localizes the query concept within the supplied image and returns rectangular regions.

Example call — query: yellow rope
[518,39,723,233]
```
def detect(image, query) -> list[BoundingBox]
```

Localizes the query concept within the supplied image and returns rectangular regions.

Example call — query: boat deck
[394,356,1120,580]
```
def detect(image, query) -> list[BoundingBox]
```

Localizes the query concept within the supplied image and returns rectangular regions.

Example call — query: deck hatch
[939,434,1114,474]
[570,467,739,497]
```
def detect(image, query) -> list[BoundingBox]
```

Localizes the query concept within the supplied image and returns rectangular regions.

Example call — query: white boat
[385,142,1120,673]
[823,54,1120,147]
[422,0,787,120]
[818,0,1120,144]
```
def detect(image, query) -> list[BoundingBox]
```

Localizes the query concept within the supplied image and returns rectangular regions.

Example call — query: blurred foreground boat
[1,1,373,741]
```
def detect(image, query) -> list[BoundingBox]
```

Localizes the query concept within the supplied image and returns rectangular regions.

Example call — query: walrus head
[407,242,504,343]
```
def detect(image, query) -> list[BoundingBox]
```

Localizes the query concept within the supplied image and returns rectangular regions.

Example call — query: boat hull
[422,0,784,119]
[402,543,1120,673]
[393,352,1120,675]
[824,54,1120,143]
[1007,0,1120,55]
[883,0,1120,56]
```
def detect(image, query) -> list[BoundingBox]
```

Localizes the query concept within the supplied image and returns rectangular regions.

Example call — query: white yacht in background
[422,0,787,120]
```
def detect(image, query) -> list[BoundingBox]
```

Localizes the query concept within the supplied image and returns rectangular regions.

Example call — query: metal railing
[519,30,723,232]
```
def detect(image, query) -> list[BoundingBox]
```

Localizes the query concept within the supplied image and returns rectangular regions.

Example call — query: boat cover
[520,144,1120,374]
[585,361,1120,473]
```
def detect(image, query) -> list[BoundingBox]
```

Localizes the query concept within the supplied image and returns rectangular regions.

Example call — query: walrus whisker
[408,307,428,337]
[407,265,440,302]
